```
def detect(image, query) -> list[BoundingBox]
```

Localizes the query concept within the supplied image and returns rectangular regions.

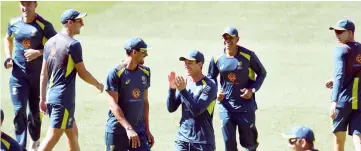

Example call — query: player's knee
[48,128,64,139]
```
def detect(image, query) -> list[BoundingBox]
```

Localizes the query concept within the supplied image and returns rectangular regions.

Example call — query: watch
[125,127,133,131]
[251,88,256,93]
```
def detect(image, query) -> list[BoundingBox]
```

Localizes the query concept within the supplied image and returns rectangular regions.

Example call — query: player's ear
[34,1,38,8]
[301,139,307,147]
[235,37,240,42]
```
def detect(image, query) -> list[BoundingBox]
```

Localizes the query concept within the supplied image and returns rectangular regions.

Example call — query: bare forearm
[39,72,48,101]
[110,103,132,129]
[4,37,13,58]
[78,70,99,87]
[144,100,150,131]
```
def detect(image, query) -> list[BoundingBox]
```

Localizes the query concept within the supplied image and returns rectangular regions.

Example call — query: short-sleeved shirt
[43,32,83,106]
[7,15,56,77]
[105,64,151,134]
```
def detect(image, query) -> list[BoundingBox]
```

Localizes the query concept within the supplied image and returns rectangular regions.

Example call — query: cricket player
[104,37,154,151]
[167,50,217,151]
[1,109,22,151]
[38,9,104,151]
[328,19,361,151]
[207,27,267,151]
[283,126,319,151]
[3,1,56,150]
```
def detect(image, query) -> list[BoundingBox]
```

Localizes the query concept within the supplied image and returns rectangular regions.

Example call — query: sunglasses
[288,138,298,145]
[335,30,346,35]
[223,36,235,41]
[138,48,147,53]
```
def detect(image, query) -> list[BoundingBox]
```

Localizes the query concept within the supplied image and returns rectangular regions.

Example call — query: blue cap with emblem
[223,26,239,37]
[60,9,87,24]
[124,37,150,52]
[283,126,315,143]
[329,19,355,32]
[179,50,205,63]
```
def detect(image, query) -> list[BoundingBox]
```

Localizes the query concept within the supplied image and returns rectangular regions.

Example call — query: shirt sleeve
[69,41,83,64]
[249,52,267,91]
[44,22,57,39]
[146,68,151,89]
[105,69,120,92]
[166,88,182,112]
[179,81,217,117]
[6,21,13,37]
[207,56,220,85]
[331,46,348,102]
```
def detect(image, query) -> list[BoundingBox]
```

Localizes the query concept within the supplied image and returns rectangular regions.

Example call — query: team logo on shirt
[228,72,236,83]
[237,61,243,69]
[22,39,31,49]
[356,54,361,64]
[132,88,140,99]
[141,76,147,84]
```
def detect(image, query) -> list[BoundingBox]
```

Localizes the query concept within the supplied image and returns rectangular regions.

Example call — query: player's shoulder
[8,16,22,26]
[35,15,54,26]
[335,43,351,55]
[138,65,150,76]
[212,53,225,63]
[204,76,217,88]
[238,45,255,60]
[110,64,127,78]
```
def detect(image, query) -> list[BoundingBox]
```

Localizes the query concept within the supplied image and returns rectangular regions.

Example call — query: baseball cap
[329,19,355,32]
[124,37,150,52]
[283,126,315,143]
[60,9,87,24]
[223,26,238,37]
[179,50,205,63]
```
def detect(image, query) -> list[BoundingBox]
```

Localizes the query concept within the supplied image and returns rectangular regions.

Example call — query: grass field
[1,1,361,151]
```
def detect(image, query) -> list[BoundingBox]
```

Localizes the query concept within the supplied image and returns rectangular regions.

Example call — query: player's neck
[22,13,37,23]
[124,58,138,71]
[190,72,204,83]
[62,29,76,38]
[225,46,238,57]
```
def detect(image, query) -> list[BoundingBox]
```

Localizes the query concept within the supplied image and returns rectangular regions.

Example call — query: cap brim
[179,57,196,61]
[75,13,87,19]
[282,133,296,139]
[329,26,346,30]
[222,33,237,37]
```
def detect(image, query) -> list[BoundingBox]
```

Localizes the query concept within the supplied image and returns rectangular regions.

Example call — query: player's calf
[333,132,346,151]
[353,134,361,151]
[65,122,80,151]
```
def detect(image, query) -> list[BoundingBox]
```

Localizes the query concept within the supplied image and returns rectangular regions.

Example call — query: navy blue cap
[283,126,315,143]
[1,109,4,121]
[329,19,355,32]
[179,50,205,63]
[223,26,238,37]
[60,9,87,24]
[124,37,149,52]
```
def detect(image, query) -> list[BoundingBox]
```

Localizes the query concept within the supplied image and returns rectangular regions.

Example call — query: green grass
[1,1,361,151]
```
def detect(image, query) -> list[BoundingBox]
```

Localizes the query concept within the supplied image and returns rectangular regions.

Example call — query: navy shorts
[47,103,75,129]
[333,108,361,135]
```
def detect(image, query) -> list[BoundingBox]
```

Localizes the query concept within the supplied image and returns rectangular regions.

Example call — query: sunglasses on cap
[335,30,347,35]
[288,138,299,145]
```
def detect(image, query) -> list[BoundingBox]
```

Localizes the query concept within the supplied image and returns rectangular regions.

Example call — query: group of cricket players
[1,1,360,151]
